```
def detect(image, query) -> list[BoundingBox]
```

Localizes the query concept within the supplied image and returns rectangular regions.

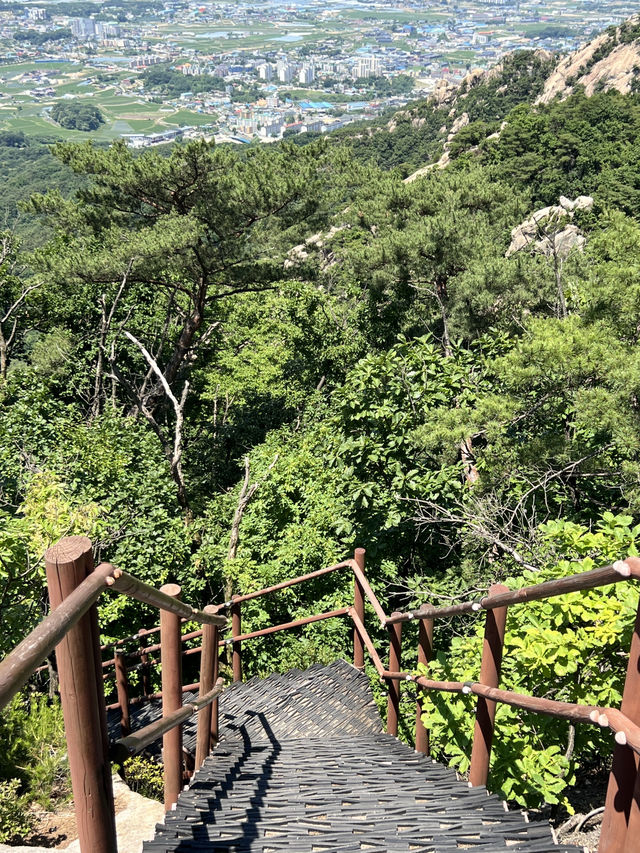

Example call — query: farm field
[150,20,343,52]
[0,60,213,139]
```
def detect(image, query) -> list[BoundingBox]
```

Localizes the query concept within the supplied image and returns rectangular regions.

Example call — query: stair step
[137,660,577,853]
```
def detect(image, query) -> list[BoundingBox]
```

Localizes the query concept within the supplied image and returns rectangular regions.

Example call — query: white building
[71,17,95,39]
[354,56,382,79]
[260,120,282,138]
[258,63,273,81]
[276,61,294,84]
[298,63,314,85]
[94,21,121,39]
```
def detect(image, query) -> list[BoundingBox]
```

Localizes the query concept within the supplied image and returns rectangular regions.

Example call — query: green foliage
[0,779,34,844]
[141,65,226,97]
[330,50,555,175]
[420,513,640,810]
[483,91,640,214]
[327,166,540,346]
[331,104,449,176]
[0,375,192,651]
[0,130,27,148]
[122,756,163,801]
[14,27,71,45]
[460,50,557,123]
[0,692,69,817]
[51,101,105,132]
[0,137,81,247]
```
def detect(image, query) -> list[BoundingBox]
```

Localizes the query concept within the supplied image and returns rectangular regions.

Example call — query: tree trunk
[0,327,7,379]
[460,436,479,485]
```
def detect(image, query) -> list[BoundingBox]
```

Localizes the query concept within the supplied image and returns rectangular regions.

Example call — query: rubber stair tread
[142,660,579,853]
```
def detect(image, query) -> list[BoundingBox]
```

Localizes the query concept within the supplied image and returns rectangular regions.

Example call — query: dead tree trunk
[224,454,278,600]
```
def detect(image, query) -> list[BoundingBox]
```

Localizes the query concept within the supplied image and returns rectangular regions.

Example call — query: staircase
[141,660,576,853]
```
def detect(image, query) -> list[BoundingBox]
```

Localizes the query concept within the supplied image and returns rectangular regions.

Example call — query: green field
[339,9,447,23]
[148,19,344,52]
[0,90,214,140]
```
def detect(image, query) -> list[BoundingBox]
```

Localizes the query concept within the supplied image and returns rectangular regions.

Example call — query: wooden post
[231,598,242,682]
[45,536,117,853]
[415,617,433,755]
[140,648,151,698]
[114,651,130,737]
[353,548,365,669]
[386,613,402,736]
[600,598,640,853]
[210,629,220,747]
[469,584,508,788]
[195,606,219,769]
[160,584,182,811]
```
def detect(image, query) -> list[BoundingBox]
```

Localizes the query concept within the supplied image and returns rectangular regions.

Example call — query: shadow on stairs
[136,660,578,853]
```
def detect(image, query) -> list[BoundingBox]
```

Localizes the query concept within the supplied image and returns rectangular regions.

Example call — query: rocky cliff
[536,17,640,103]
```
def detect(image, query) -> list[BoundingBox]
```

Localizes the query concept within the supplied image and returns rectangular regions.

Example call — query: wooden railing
[379,558,640,853]
[2,539,640,853]
[0,536,227,853]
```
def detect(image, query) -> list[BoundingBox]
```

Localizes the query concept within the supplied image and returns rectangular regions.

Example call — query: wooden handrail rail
[115,678,224,756]
[9,538,640,853]
[109,572,227,626]
[98,558,378,670]
[387,559,638,624]
[407,671,640,751]
[348,559,388,626]
[216,561,352,608]
[348,607,386,677]
[220,608,351,645]
[384,672,640,754]
[0,561,117,710]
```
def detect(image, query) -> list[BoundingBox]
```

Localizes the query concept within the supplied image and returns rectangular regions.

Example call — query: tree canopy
[4,44,640,820]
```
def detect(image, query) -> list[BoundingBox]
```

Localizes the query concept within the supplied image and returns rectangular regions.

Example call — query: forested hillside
[4,18,640,838]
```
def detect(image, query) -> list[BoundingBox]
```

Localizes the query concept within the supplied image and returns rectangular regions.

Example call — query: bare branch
[227,453,279,563]
[123,329,190,508]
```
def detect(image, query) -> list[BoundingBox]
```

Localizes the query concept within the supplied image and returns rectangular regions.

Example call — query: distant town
[0,0,637,145]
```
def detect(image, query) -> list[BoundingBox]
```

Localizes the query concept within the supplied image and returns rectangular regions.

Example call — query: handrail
[376,556,640,853]
[216,561,352,608]
[0,571,227,709]
[116,677,224,756]
[6,536,640,853]
[348,559,387,626]
[220,608,351,645]
[110,572,227,626]
[386,559,637,624]
[96,563,356,670]
[383,670,640,751]
[0,561,117,710]
[348,606,386,677]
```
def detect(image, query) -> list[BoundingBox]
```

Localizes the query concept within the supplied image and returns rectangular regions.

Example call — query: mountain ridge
[333,16,640,179]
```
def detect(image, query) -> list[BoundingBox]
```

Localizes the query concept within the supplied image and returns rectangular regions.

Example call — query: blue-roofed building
[300,100,334,111]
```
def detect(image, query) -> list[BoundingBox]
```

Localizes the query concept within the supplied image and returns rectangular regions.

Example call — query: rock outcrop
[506,196,593,258]
[404,111,469,182]
[537,17,640,103]
[285,224,347,269]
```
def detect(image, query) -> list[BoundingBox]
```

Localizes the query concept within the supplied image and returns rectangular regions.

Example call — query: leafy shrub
[0,779,34,843]
[122,756,163,801]
[419,513,640,811]
[0,692,69,809]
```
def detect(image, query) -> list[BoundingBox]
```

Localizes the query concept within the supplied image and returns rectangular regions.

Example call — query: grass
[0,89,213,140]
[339,10,447,23]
